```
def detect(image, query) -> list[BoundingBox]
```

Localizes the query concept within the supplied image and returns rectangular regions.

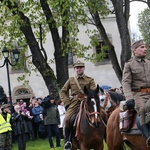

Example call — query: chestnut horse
[70,85,107,150]
[106,107,150,150]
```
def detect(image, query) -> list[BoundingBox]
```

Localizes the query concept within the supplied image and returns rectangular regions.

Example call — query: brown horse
[106,106,150,150]
[70,85,107,150]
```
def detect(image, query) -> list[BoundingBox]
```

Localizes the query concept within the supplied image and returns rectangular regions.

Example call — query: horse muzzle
[93,121,101,128]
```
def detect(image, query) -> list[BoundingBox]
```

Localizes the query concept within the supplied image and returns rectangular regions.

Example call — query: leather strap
[74,77,84,94]
[140,88,150,93]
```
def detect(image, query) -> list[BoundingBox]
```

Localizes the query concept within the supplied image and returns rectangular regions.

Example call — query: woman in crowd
[32,101,43,139]
[57,100,66,139]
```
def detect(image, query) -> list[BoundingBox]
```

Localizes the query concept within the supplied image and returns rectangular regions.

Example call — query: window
[15,88,30,96]
[68,37,75,66]
[68,51,73,65]
[94,34,112,65]
[95,40,109,60]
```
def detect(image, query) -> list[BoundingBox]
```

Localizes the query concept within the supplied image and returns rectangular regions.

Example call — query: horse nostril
[93,122,100,128]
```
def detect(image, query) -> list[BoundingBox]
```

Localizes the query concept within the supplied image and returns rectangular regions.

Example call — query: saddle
[119,110,142,135]
[69,100,84,140]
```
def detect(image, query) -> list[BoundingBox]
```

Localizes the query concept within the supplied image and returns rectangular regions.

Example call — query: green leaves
[138,8,150,52]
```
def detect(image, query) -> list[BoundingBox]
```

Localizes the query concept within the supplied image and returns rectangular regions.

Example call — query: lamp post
[0,47,20,112]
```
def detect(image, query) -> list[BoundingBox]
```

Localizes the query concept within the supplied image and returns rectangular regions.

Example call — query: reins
[102,92,120,117]
[84,101,100,128]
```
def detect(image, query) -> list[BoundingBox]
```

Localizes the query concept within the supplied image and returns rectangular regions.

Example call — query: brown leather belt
[140,88,150,93]
[72,94,86,99]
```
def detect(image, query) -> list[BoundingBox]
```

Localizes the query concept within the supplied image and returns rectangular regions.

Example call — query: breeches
[134,92,150,125]
[65,100,81,127]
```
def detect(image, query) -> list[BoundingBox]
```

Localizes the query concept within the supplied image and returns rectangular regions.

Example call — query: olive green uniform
[122,56,150,125]
[60,74,96,126]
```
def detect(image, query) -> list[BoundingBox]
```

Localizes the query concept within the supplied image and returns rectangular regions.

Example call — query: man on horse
[122,40,150,147]
[59,60,96,150]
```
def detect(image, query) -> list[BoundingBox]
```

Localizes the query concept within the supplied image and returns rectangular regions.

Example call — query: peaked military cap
[131,40,145,50]
[73,60,85,67]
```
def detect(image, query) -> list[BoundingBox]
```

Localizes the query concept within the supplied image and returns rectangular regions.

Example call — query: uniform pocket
[131,68,143,80]
[132,68,142,74]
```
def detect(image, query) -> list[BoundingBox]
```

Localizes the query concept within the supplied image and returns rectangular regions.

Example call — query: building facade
[0,14,122,103]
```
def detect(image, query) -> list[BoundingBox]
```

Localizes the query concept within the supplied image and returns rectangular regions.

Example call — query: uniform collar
[76,74,85,79]
[134,56,145,62]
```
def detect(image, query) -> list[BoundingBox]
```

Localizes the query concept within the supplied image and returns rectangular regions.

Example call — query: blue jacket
[32,106,43,123]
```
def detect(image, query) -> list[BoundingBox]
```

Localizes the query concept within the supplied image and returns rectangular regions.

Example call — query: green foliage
[0,0,110,59]
[138,8,150,51]
[0,0,110,86]
[85,0,109,18]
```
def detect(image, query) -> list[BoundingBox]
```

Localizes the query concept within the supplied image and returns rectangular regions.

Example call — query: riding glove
[126,99,135,109]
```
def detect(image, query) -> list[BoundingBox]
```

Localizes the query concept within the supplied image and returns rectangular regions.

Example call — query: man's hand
[126,99,135,109]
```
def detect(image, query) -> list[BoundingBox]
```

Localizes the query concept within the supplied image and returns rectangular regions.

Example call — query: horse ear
[99,86,104,94]
[96,84,99,93]
[84,86,89,95]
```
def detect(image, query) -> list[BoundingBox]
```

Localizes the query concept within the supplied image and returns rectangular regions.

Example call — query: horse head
[84,85,101,128]
[99,87,112,110]
[99,87,125,116]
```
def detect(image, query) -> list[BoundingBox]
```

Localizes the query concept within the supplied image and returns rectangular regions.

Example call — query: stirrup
[64,141,72,150]
[146,137,150,147]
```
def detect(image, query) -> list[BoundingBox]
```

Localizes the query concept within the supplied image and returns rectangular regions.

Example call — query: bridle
[101,92,118,116]
[75,93,106,140]
[84,96,102,128]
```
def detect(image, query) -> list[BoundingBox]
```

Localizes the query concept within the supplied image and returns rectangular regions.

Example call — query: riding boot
[136,116,150,147]
[64,127,72,150]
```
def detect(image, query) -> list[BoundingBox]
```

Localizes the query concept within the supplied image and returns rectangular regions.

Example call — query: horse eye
[101,98,104,102]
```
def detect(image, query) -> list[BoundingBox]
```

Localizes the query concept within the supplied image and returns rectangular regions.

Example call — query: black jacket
[11,112,28,135]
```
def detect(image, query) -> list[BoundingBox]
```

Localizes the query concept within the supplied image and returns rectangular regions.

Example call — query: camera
[41,96,50,108]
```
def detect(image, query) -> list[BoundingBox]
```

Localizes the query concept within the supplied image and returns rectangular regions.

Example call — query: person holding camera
[11,105,28,150]
[42,95,61,150]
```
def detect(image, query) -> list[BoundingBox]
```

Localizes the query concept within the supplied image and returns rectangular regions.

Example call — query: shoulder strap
[74,77,84,94]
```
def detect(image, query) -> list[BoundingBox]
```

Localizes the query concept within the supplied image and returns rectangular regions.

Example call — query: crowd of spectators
[0,94,66,150]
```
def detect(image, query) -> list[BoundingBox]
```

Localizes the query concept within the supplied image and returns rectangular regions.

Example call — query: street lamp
[0,47,20,112]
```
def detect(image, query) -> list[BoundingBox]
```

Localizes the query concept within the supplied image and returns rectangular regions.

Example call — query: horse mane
[108,91,125,104]
[84,85,99,98]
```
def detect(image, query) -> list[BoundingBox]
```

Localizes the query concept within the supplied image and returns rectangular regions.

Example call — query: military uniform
[60,60,96,150]
[60,74,96,125]
[60,60,96,124]
[122,56,150,125]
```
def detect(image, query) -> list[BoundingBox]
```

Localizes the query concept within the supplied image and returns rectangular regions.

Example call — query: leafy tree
[138,8,150,50]
[89,0,150,82]
[0,0,149,97]
[0,0,88,97]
